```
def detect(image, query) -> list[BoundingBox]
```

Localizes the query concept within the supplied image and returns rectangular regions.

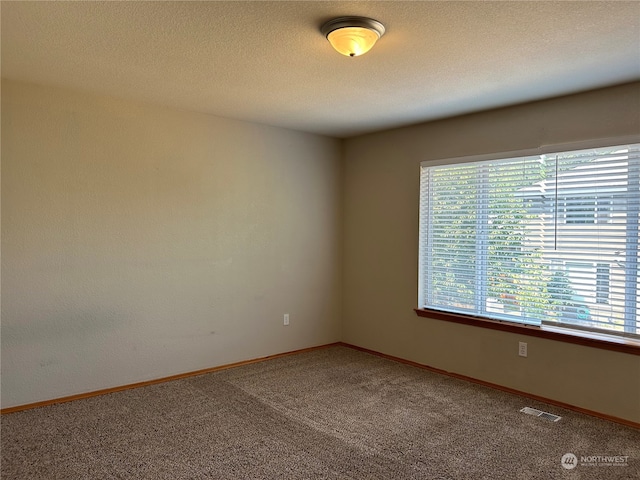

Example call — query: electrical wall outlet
[518,341,528,357]
[283,314,290,326]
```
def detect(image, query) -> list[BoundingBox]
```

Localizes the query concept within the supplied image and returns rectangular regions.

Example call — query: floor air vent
[520,407,561,422]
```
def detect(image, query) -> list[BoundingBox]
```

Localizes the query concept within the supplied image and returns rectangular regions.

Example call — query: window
[418,141,640,340]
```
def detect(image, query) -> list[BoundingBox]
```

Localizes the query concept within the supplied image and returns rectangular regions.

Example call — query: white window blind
[419,142,640,338]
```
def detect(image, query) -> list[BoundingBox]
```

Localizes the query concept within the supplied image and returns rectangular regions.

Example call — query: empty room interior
[2,1,640,479]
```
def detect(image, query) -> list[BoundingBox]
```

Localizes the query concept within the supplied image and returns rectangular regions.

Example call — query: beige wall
[1,80,342,408]
[342,82,640,423]
[3,78,639,423]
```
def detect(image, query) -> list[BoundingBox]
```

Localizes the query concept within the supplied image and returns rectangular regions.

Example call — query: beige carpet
[2,345,639,479]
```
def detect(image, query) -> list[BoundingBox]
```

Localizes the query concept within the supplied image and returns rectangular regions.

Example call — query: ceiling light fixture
[321,16,385,57]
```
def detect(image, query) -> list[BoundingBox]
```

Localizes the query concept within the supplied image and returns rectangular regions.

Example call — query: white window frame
[418,136,640,343]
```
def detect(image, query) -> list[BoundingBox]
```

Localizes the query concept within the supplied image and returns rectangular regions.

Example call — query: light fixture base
[321,16,386,39]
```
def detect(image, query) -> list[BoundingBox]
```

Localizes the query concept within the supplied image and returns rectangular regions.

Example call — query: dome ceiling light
[321,16,386,57]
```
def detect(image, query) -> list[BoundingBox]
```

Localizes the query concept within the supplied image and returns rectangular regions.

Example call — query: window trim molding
[414,308,640,355]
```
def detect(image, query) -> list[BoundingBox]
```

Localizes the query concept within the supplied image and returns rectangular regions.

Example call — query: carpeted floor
[2,345,639,479]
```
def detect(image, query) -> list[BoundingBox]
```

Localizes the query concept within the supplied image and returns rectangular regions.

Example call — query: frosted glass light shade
[327,27,380,57]
[321,17,385,57]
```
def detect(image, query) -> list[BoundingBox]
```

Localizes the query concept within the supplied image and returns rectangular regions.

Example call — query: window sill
[414,308,640,356]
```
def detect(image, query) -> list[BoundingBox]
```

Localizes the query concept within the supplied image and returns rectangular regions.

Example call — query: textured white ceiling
[2,1,639,138]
